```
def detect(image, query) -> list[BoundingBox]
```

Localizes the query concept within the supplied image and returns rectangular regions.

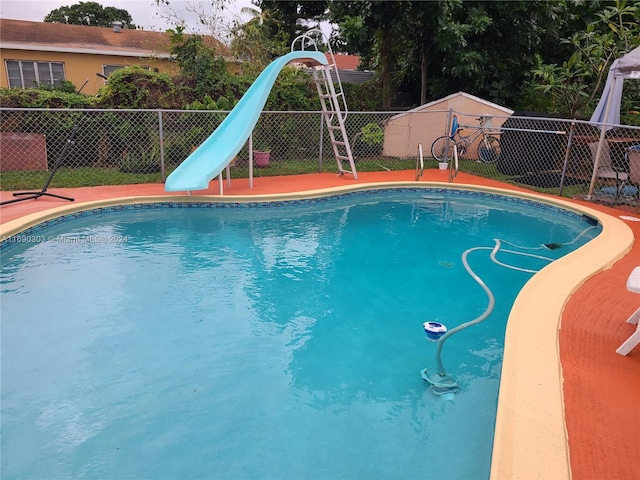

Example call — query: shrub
[264,66,319,111]
[341,80,383,111]
[97,66,187,109]
[0,87,94,108]
[119,145,161,173]
[354,122,384,157]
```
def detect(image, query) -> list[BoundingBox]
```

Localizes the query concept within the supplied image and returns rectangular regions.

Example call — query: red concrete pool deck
[1,168,639,479]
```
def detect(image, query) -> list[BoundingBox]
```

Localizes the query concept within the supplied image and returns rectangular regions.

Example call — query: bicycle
[431,115,501,163]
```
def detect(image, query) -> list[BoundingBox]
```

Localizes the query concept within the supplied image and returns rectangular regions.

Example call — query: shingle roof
[330,54,361,70]
[0,18,229,58]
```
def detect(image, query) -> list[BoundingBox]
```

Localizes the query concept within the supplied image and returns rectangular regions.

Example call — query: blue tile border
[0,188,599,250]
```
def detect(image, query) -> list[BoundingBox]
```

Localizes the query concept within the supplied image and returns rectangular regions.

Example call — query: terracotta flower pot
[254,151,270,167]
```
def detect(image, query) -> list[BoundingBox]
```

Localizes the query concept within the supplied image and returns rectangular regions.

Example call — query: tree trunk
[421,47,428,105]
[380,25,393,110]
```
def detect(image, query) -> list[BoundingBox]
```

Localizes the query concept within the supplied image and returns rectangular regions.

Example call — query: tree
[153,0,232,41]
[259,0,329,47]
[44,1,136,29]
[168,26,228,100]
[530,0,639,117]
[329,0,410,109]
[325,0,591,110]
[229,5,289,69]
[397,0,572,108]
[402,0,492,105]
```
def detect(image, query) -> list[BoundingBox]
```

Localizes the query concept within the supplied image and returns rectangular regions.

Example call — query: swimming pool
[0,187,601,479]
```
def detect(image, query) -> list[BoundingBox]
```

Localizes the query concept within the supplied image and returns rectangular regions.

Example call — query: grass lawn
[0,157,419,191]
[1,156,583,201]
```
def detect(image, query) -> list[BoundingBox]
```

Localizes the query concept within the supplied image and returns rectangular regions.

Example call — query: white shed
[382,91,514,158]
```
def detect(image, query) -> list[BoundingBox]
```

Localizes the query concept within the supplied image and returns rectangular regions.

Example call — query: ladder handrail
[291,29,349,121]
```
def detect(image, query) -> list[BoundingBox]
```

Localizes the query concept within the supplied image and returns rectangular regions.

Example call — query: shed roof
[391,91,514,120]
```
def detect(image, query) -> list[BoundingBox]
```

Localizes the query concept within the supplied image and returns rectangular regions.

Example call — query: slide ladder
[293,29,357,180]
[312,64,358,179]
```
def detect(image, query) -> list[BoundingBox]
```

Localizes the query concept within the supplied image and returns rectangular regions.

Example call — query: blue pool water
[0,189,600,479]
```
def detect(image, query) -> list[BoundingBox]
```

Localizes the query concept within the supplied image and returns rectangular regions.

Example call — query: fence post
[587,123,609,199]
[318,113,324,172]
[446,109,454,183]
[249,133,254,189]
[158,110,165,181]
[559,119,576,196]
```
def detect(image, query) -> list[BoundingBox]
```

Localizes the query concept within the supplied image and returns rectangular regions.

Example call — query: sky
[0,0,257,37]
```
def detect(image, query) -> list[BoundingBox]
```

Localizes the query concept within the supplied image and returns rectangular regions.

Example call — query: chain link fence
[1,107,639,210]
[449,111,640,211]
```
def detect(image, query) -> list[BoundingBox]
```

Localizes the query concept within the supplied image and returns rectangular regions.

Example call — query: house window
[102,64,150,79]
[6,60,65,88]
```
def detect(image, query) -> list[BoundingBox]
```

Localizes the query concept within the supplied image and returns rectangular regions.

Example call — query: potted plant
[253,142,270,167]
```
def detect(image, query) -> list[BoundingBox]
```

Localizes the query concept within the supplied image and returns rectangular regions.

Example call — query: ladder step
[317,89,343,99]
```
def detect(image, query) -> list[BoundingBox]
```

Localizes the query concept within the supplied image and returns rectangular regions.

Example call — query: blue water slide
[165,50,328,192]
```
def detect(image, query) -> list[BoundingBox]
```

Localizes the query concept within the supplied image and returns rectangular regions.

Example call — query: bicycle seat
[450,116,459,136]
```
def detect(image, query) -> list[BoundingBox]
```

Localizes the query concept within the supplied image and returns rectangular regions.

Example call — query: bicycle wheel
[478,136,501,163]
[431,136,457,162]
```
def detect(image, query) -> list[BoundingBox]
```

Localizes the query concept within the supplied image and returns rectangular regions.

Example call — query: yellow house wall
[0,48,178,95]
[383,95,512,159]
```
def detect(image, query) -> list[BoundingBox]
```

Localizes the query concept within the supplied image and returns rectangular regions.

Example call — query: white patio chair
[589,142,629,203]
[616,266,640,355]
[627,145,640,188]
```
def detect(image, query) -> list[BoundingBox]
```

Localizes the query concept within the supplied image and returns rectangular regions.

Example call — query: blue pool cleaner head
[421,368,459,396]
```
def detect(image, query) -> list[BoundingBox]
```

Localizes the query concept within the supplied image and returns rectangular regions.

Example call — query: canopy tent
[590,46,640,129]
[588,46,640,197]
